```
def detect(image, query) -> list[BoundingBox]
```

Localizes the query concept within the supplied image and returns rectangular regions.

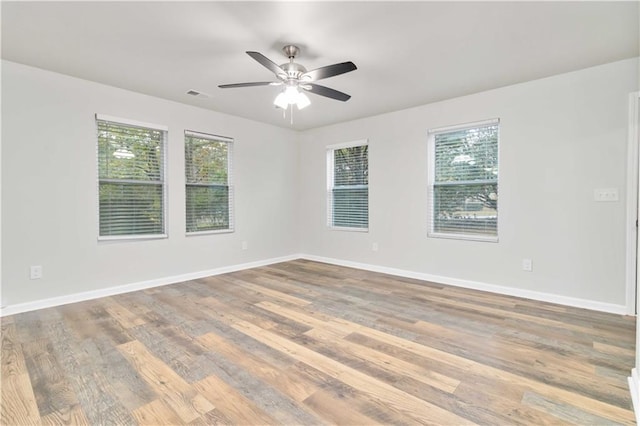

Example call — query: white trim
[428,117,499,135]
[228,142,235,232]
[98,234,168,242]
[0,56,3,310]
[626,91,640,314]
[629,368,640,424]
[95,113,168,131]
[427,129,436,235]
[326,148,334,227]
[427,232,498,243]
[299,254,628,315]
[184,129,234,143]
[328,226,369,233]
[162,128,169,236]
[1,253,628,317]
[186,229,234,237]
[0,254,300,317]
[326,138,368,150]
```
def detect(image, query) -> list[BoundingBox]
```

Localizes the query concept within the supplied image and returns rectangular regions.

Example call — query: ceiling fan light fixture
[274,86,310,110]
[296,91,311,109]
[283,86,299,103]
[273,91,289,109]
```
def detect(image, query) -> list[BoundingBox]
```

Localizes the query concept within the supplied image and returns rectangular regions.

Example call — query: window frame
[326,139,369,232]
[427,118,499,243]
[96,114,168,241]
[184,130,234,236]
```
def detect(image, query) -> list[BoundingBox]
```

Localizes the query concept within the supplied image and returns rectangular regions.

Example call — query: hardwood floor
[1,259,636,425]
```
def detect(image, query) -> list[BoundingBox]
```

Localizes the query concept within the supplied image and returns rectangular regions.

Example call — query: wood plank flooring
[1,259,636,425]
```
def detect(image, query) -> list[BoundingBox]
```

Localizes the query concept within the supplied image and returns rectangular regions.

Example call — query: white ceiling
[2,1,638,130]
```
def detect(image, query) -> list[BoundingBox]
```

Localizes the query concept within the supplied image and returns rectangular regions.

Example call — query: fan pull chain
[278,105,295,127]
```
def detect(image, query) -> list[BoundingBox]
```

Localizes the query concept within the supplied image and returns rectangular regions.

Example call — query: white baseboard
[299,254,629,315]
[1,252,628,317]
[0,254,300,317]
[629,368,640,424]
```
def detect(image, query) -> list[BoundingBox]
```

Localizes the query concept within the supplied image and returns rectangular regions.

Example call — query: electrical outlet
[372,242,379,252]
[241,241,248,250]
[522,259,532,272]
[594,188,619,202]
[30,265,43,280]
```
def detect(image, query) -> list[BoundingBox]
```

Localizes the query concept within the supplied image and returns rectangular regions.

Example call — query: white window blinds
[327,141,369,230]
[185,131,234,233]
[428,119,499,241]
[96,116,167,238]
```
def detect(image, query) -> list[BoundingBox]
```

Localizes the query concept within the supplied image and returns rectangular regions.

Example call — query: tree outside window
[327,142,368,230]
[185,131,233,233]
[97,118,166,238]
[429,121,499,240]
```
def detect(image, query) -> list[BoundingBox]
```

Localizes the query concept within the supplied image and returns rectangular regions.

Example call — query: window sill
[186,229,234,237]
[98,234,168,242]
[428,232,498,243]
[329,226,369,233]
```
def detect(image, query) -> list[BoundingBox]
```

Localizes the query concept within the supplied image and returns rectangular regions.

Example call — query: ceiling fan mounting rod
[279,45,306,81]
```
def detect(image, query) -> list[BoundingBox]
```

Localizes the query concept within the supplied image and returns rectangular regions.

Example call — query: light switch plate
[30,265,43,279]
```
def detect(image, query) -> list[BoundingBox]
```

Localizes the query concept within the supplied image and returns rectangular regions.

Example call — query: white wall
[3,58,638,313]
[298,58,639,310]
[634,8,640,416]
[637,0,640,374]
[1,60,299,307]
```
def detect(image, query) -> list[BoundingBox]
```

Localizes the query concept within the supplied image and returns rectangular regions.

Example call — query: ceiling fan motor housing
[280,45,306,80]
[281,62,307,80]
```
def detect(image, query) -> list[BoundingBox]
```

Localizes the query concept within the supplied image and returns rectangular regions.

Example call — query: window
[327,140,369,230]
[185,131,233,234]
[428,119,499,241]
[97,115,167,239]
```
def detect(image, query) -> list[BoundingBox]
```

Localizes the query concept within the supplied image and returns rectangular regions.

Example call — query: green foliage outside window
[185,134,231,232]
[332,145,368,228]
[432,123,498,236]
[97,120,164,236]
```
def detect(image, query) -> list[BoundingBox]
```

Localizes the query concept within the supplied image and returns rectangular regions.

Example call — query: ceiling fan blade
[218,81,280,88]
[302,83,351,102]
[246,51,287,79]
[301,61,357,81]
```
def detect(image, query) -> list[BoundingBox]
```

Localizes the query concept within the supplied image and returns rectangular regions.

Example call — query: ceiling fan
[219,45,357,110]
